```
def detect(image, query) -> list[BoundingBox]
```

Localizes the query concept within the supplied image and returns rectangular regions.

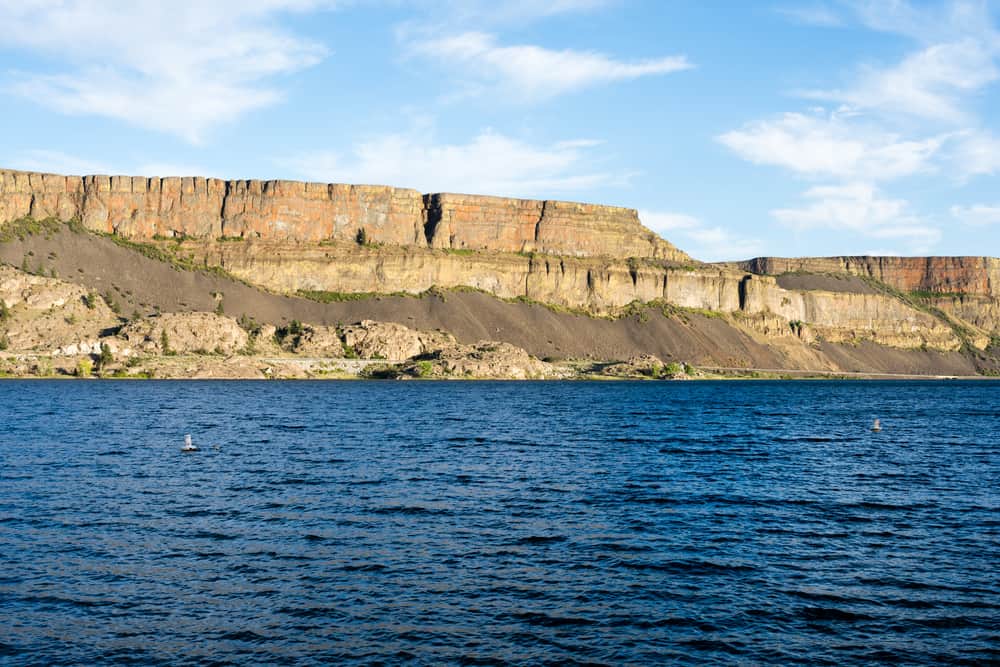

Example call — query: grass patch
[909,289,966,299]
[618,299,726,322]
[297,289,384,303]
[0,216,63,242]
[440,247,476,256]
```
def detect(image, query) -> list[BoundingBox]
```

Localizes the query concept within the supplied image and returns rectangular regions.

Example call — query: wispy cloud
[7,149,115,176]
[0,1,331,143]
[951,203,1000,226]
[417,0,617,24]
[721,1,1000,255]
[802,39,999,122]
[948,129,1000,177]
[717,110,945,181]
[776,4,845,27]
[772,182,941,253]
[406,31,692,103]
[640,209,763,262]
[852,0,1000,44]
[285,129,625,197]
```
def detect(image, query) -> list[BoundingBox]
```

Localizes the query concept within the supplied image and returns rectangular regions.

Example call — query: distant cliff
[1,168,998,375]
[734,256,1000,299]
[0,169,689,262]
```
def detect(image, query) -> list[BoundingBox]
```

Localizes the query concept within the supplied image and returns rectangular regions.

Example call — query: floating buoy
[182,434,199,452]
[871,419,882,432]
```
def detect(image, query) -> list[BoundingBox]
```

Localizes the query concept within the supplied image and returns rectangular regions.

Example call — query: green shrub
[275,320,306,350]
[237,314,262,338]
[76,358,93,377]
[96,342,114,370]
[0,300,9,322]
[415,360,433,377]
[83,292,99,310]
[104,293,121,314]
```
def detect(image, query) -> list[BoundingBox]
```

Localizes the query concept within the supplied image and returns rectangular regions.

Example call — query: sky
[1,0,999,261]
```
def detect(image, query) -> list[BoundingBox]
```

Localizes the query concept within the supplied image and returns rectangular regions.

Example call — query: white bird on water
[182,434,199,452]
[872,419,882,432]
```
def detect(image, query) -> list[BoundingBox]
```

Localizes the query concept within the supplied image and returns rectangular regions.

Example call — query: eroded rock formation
[2,168,998,372]
[735,256,1000,299]
[0,169,688,261]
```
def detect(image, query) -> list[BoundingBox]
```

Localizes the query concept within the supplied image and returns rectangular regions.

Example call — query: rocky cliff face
[3,168,998,365]
[735,256,1000,299]
[0,169,689,261]
[190,240,971,351]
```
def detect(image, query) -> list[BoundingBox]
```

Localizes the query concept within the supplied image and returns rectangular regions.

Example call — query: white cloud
[408,31,691,102]
[0,1,330,142]
[640,209,763,262]
[950,203,1000,226]
[803,39,999,122]
[772,183,941,252]
[776,4,844,27]
[427,0,615,23]
[286,129,624,197]
[717,110,944,181]
[948,129,1000,177]
[852,0,1000,45]
[639,211,701,232]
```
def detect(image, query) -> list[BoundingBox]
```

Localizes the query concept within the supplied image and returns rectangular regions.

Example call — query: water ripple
[0,379,997,665]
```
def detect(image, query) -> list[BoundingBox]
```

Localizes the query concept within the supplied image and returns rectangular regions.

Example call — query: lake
[1,380,997,665]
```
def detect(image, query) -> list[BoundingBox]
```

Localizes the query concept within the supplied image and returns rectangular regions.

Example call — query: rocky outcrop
[600,354,687,379]
[735,256,1000,298]
[120,312,249,355]
[739,274,963,350]
[0,169,690,262]
[189,240,739,314]
[403,340,555,379]
[340,320,455,360]
[0,265,120,352]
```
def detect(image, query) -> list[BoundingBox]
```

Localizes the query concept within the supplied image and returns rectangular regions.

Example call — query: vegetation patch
[0,216,64,243]
[298,289,389,303]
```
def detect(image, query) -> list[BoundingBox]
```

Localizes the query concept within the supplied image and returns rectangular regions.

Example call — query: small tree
[214,300,225,316]
[160,329,172,355]
[96,342,114,370]
[0,332,9,351]
[83,292,98,309]
[0,299,9,322]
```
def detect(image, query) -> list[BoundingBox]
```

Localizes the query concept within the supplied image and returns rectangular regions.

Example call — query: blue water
[0,380,997,665]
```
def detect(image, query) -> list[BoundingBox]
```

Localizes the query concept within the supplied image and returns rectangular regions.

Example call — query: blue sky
[1,0,999,261]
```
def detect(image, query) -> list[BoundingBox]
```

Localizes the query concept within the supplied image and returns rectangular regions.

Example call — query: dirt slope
[0,227,988,375]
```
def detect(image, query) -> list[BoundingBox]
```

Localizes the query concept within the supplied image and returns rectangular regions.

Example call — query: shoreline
[1,356,994,382]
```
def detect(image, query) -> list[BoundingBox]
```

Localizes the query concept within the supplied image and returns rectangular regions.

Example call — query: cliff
[0,169,689,261]
[734,256,1000,299]
[1,168,998,377]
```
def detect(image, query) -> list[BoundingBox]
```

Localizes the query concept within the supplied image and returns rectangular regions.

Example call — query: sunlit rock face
[0,169,689,262]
